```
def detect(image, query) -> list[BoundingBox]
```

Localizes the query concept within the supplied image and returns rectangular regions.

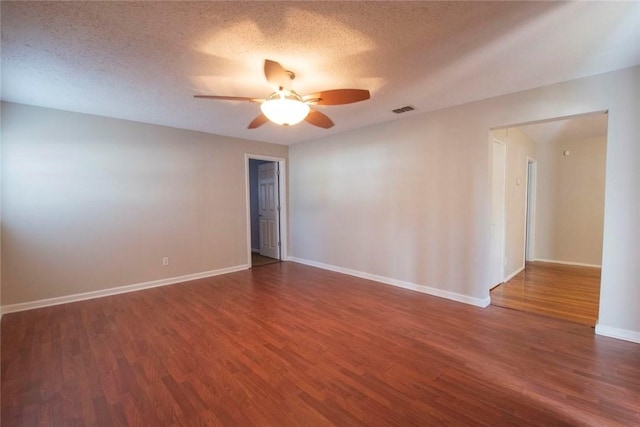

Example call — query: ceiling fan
[194,59,370,129]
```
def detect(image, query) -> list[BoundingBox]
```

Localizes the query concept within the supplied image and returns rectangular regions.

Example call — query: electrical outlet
[162,257,169,266]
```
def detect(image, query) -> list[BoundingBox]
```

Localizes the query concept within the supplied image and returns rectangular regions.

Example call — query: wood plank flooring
[251,252,280,267]
[491,262,601,326]
[3,262,639,426]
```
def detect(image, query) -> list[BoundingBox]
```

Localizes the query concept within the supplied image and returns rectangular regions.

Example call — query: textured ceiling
[2,1,639,145]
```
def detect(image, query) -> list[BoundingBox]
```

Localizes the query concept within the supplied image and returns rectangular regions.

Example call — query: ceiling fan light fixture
[195,59,370,129]
[260,93,310,126]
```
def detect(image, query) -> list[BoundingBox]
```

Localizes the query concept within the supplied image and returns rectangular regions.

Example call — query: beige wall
[290,109,491,304]
[535,136,606,265]
[290,66,640,338]
[1,102,287,305]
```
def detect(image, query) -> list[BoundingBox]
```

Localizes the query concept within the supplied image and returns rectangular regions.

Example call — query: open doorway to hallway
[489,112,608,325]
[248,157,285,268]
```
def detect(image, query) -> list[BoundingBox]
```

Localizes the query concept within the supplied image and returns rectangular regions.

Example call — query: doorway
[489,112,607,325]
[246,155,287,267]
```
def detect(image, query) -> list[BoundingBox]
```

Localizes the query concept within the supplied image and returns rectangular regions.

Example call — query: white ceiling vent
[392,105,415,114]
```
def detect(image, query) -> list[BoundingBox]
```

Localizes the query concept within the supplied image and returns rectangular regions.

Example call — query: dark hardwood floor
[491,262,601,326]
[2,262,639,426]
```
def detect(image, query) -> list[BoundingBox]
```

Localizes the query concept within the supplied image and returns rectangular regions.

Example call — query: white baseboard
[534,258,601,268]
[288,256,490,308]
[0,264,250,315]
[503,265,525,283]
[595,324,640,344]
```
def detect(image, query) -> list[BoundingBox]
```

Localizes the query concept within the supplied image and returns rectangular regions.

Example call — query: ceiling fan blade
[303,89,370,105]
[305,109,334,129]
[264,59,292,91]
[248,113,270,129]
[194,95,264,103]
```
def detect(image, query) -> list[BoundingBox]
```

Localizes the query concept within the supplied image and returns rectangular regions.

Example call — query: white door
[258,162,280,259]
[489,139,506,288]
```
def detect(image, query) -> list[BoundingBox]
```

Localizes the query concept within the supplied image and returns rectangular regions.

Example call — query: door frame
[489,137,507,289]
[245,154,287,266]
[524,157,537,262]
